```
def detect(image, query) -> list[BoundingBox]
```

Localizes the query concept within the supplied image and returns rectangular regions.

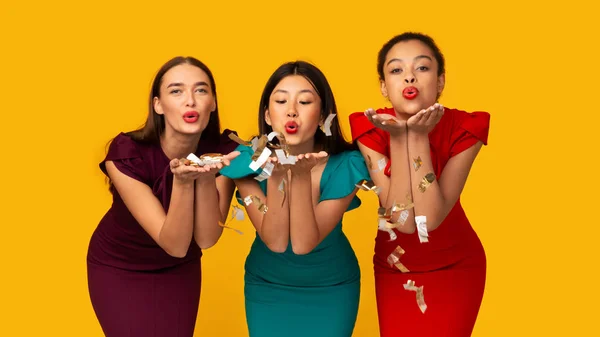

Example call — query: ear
[153,97,164,115]
[380,80,389,99]
[264,108,272,126]
[211,99,216,113]
[437,73,446,96]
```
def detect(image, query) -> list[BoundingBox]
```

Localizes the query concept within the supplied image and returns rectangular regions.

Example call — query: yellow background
[1,0,597,336]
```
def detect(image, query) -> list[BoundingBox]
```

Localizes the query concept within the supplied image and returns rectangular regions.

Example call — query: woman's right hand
[170,150,240,185]
[365,108,407,136]
[265,156,291,180]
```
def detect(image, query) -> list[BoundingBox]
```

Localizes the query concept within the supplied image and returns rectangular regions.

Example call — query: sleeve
[218,143,269,206]
[99,133,149,184]
[217,129,242,155]
[320,151,371,212]
[218,143,263,180]
[449,111,491,158]
[348,111,388,155]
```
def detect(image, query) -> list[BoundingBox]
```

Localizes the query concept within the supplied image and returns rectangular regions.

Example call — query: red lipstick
[402,86,419,100]
[183,111,199,123]
[285,121,298,134]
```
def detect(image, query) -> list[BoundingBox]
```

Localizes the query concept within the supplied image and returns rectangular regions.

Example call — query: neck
[160,128,202,160]
[393,110,412,121]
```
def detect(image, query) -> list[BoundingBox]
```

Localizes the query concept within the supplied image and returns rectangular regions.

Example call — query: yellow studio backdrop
[0,0,597,336]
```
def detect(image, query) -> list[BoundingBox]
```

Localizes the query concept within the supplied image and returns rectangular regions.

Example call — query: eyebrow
[386,55,433,66]
[273,89,315,94]
[166,81,209,88]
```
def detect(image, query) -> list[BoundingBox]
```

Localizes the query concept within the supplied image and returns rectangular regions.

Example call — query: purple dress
[87,129,238,337]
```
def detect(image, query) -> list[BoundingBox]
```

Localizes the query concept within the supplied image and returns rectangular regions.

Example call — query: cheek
[303,106,322,126]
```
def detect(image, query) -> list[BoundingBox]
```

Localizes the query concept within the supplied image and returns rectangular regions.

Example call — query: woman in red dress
[349,32,490,336]
[87,56,239,337]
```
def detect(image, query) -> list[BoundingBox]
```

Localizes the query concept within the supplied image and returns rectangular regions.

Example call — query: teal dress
[220,144,370,337]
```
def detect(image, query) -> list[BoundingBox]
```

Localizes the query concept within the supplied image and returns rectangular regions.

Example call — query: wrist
[389,131,407,144]
[195,175,217,186]
[408,131,429,144]
[173,179,195,189]
[291,171,311,180]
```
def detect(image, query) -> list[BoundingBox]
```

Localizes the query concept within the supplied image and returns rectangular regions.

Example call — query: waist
[88,214,201,271]
[374,216,485,272]
[245,233,360,286]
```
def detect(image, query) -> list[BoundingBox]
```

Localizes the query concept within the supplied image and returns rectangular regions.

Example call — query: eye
[275,100,287,104]
[390,68,402,74]
[195,88,208,93]
[299,101,312,105]
[416,66,429,71]
[170,89,182,94]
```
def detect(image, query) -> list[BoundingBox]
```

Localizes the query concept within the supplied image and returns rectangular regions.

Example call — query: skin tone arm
[287,152,359,255]
[105,157,216,258]
[234,157,290,253]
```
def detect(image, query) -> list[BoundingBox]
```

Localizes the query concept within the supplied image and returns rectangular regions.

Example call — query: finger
[170,159,180,169]
[221,158,231,166]
[226,151,241,160]
[215,162,223,169]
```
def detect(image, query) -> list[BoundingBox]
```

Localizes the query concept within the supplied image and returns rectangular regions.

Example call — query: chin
[396,99,435,115]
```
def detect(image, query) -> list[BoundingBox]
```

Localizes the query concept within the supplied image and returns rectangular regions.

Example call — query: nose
[185,90,196,107]
[287,109,298,118]
[404,74,416,84]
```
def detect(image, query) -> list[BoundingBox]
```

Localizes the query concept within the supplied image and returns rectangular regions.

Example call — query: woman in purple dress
[87,56,240,337]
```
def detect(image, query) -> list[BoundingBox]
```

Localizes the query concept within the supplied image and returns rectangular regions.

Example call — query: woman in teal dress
[220,61,370,337]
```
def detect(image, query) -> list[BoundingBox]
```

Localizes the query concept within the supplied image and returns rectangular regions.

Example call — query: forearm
[386,132,417,233]
[407,132,446,231]
[159,181,195,257]
[259,175,290,252]
[289,172,319,255]
[193,177,223,249]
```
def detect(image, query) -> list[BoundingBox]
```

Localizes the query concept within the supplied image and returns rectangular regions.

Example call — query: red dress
[87,129,238,337]
[349,107,490,337]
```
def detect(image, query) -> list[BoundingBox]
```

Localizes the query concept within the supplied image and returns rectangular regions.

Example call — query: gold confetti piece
[218,205,245,235]
[355,180,381,195]
[278,178,287,207]
[403,280,427,313]
[413,156,423,171]
[387,246,410,273]
[382,118,398,125]
[417,172,436,193]
[244,195,268,214]
[228,133,253,146]
[319,113,337,136]
[251,135,269,161]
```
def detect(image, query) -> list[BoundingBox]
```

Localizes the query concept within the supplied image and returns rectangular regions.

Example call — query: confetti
[254,162,274,182]
[415,215,429,243]
[244,195,268,214]
[228,133,253,146]
[403,280,427,313]
[378,218,397,241]
[355,180,381,195]
[186,153,224,166]
[387,246,410,273]
[278,178,286,207]
[319,113,337,136]
[218,205,245,235]
[413,156,423,171]
[417,172,436,193]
